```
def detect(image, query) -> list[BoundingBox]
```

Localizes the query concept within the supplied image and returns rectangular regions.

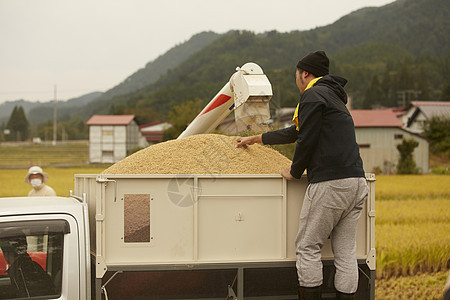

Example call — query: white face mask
[30,178,42,188]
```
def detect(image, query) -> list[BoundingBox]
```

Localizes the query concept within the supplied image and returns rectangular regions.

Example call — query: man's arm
[261,125,298,145]
[235,134,263,148]
[280,167,295,180]
[235,125,299,148]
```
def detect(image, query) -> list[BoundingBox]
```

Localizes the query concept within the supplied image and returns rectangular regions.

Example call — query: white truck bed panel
[74,174,375,272]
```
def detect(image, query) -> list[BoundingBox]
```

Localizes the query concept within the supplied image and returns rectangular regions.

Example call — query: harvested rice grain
[102,134,291,175]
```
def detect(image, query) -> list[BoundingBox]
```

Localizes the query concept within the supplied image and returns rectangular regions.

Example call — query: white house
[86,115,142,163]
[351,109,429,174]
[139,121,172,145]
[402,101,450,134]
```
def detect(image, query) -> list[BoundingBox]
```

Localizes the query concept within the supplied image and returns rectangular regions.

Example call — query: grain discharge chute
[178,62,272,139]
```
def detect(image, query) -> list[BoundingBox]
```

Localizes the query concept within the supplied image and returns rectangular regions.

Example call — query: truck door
[0,214,80,299]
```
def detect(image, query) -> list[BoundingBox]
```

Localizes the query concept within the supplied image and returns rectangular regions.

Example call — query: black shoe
[336,290,355,299]
[298,285,321,300]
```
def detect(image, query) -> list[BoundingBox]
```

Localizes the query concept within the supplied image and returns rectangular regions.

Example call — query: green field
[0,141,89,168]
[0,143,449,299]
[375,175,450,299]
[0,167,107,197]
[0,142,108,196]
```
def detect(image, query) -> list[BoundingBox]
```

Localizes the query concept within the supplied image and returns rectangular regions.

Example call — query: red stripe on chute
[199,94,232,116]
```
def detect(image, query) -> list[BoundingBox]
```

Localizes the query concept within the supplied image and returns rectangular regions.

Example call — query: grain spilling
[102,134,291,175]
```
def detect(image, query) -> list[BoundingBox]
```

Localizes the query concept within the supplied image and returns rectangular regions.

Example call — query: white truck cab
[0,197,90,300]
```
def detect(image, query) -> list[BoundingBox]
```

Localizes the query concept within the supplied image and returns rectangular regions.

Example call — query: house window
[102,150,113,158]
[102,130,113,136]
[359,144,371,148]
[394,134,403,140]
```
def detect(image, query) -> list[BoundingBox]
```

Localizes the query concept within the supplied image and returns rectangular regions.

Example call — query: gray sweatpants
[295,177,368,294]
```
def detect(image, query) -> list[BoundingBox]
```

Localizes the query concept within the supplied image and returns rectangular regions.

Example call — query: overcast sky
[0,0,395,104]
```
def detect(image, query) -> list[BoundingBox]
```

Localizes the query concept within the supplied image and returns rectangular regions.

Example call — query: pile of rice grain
[102,134,291,175]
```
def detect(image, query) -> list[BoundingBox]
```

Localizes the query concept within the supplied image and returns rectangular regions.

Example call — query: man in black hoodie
[236,51,368,300]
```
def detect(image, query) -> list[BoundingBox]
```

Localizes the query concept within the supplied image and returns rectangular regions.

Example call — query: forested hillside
[0,32,221,126]
[2,0,448,140]
[97,0,449,123]
[0,92,102,125]
[95,31,221,102]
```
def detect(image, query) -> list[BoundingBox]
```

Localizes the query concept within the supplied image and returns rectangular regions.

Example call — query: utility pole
[53,85,57,146]
[397,90,421,107]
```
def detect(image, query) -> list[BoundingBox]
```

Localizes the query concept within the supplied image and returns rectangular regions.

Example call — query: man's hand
[280,167,295,180]
[235,134,262,148]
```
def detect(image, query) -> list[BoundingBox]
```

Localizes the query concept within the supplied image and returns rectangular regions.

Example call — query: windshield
[0,220,67,299]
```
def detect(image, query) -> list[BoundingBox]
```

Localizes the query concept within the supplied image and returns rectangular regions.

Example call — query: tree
[441,82,450,99]
[380,70,394,107]
[5,106,29,141]
[416,66,430,99]
[396,62,415,91]
[124,105,161,125]
[65,116,89,140]
[163,99,203,140]
[363,75,384,108]
[35,116,89,141]
[396,138,419,174]
[422,116,450,155]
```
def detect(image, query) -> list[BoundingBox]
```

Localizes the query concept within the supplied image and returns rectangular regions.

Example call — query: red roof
[139,121,165,129]
[410,101,450,107]
[86,115,135,125]
[350,109,402,128]
[145,136,164,142]
[141,131,164,135]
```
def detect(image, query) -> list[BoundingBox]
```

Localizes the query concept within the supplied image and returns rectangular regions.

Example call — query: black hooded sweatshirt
[262,75,365,183]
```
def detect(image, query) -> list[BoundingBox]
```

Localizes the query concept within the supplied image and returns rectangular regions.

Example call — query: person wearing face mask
[24,166,56,197]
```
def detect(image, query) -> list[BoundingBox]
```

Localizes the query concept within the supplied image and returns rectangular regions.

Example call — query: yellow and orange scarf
[292,77,322,130]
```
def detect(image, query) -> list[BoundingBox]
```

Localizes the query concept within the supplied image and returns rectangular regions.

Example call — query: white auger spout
[177,62,272,139]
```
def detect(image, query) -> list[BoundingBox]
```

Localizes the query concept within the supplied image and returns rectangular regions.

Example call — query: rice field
[0,142,449,298]
[375,174,450,200]
[375,270,449,300]
[375,175,450,299]
[0,167,107,197]
[0,141,89,168]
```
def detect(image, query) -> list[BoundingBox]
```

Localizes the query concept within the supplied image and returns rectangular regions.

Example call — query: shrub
[396,138,419,174]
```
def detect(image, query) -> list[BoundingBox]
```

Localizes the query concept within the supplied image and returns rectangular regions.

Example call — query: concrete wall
[89,124,136,163]
[126,121,141,151]
[355,127,429,174]
[402,108,427,134]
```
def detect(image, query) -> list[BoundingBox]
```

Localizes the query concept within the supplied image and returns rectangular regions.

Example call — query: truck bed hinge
[96,176,117,202]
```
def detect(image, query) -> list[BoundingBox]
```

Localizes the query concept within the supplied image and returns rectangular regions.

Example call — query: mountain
[0,31,221,125]
[26,92,103,125]
[0,92,103,126]
[309,0,449,57]
[77,31,223,117]
[328,0,449,57]
[97,31,222,101]
[2,0,448,128]
[0,100,41,125]
[102,0,448,119]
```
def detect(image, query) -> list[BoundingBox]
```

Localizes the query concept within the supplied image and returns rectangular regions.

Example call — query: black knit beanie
[296,50,329,77]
